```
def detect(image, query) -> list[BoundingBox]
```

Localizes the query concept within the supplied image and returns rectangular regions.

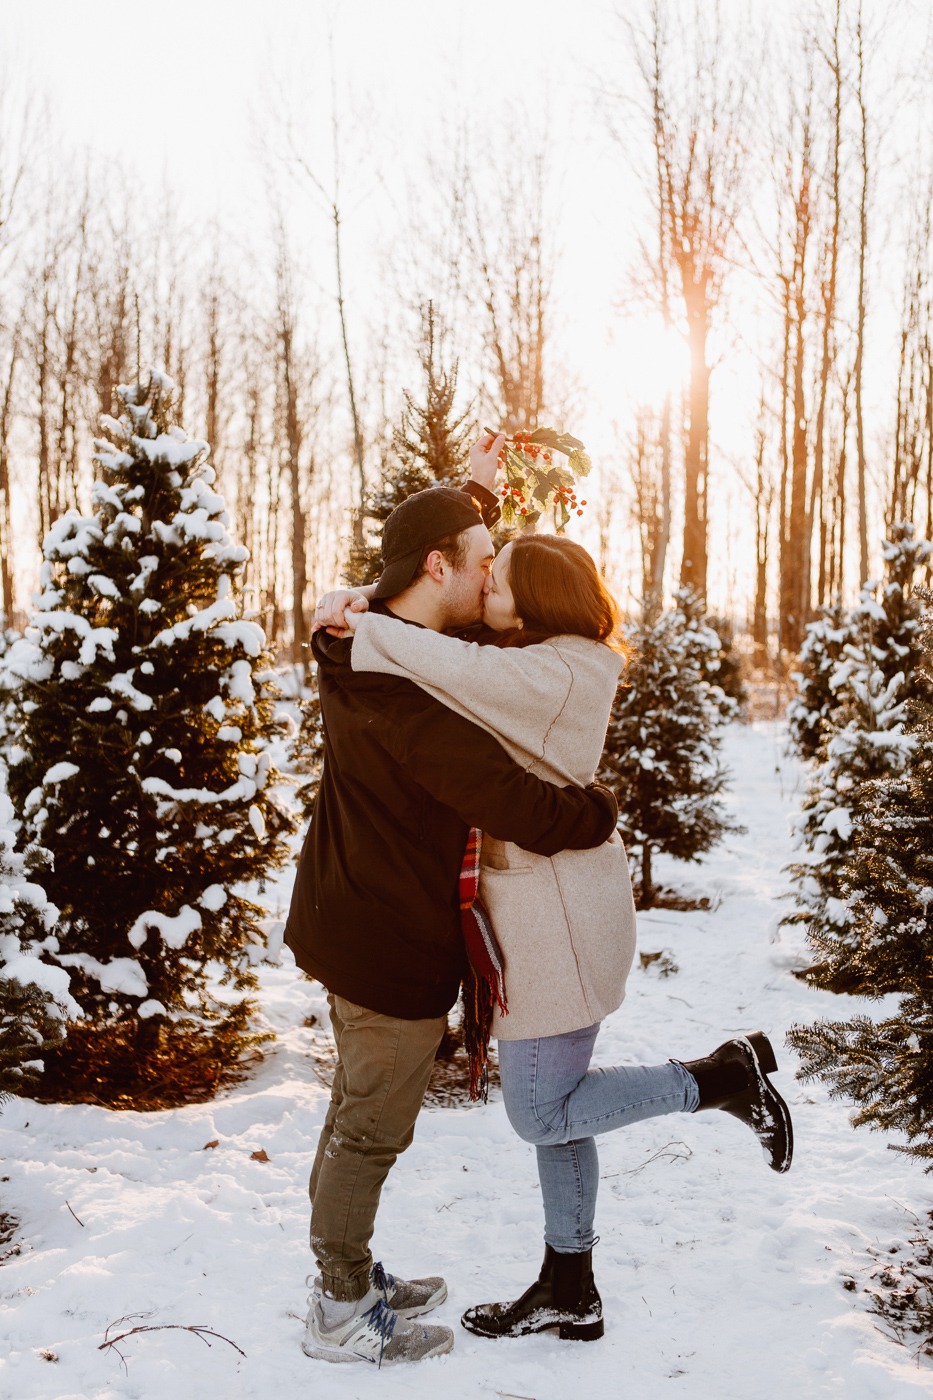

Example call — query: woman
[327,531,793,1342]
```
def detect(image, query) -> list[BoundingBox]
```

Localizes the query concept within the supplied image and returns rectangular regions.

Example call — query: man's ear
[422,548,446,584]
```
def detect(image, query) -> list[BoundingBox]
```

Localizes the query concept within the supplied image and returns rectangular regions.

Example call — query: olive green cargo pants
[309,993,447,1302]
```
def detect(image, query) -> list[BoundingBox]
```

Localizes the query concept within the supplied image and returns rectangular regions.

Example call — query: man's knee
[325,1110,414,1160]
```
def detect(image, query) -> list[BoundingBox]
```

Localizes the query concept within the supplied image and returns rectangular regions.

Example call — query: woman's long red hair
[494,534,627,654]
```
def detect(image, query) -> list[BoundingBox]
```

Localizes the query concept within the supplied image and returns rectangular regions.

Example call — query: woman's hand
[312,588,370,635]
[341,597,368,634]
[469,432,506,492]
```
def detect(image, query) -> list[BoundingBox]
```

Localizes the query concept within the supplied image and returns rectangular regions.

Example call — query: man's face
[440,522,495,628]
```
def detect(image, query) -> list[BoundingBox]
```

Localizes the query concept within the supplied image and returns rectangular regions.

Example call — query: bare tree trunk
[751,405,772,668]
[272,227,310,665]
[332,200,365,549]
[830,367,853,599]
[888,175,932,534]
[777,265,792,664]
[809,0,842,608]
[36,281,53,541]
[239,358,263,610]
[680,284,710,598]
[650,15,673,614]
[854,1,870,584]
[203,272,224,482]
[925,330,933,567]
[629,406,666,620]
[788,193,811,649]
[57,200,88,511]
[641,842,655,909]
[778,98,814,655]
[0,317,21,621]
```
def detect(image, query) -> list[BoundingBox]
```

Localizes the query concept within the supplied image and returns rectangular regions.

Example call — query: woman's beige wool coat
[350,614,638,1040]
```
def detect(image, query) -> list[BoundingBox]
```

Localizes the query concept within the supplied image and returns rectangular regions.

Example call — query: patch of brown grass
[35,1017,269,1111]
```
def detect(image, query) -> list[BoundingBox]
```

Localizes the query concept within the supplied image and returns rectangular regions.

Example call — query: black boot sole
[461,1311,604,1341]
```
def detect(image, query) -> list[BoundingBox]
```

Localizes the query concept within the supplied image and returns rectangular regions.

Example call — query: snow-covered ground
[1,721,931,1400]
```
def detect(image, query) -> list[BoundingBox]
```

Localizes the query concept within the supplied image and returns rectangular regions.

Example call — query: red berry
[520,508,528,515]
[577,509,583,516]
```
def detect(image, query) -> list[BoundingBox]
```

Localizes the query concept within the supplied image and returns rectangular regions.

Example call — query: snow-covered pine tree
[788,522,932,762]
[788,598,933,1165]
[677,590,741,723]
[783,661,915,992]
[0,793,74,1100]
[345,302,475,585]
[787,602,850,761]
[782,531,930,988]
[1,373,295,1104]
[705,610,747,713]
[598,595,741,908]
[292,668,325,818]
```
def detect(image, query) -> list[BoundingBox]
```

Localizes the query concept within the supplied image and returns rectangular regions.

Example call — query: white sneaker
[302,1293,454,1366]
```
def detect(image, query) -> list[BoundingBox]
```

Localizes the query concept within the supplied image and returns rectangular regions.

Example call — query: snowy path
[2,721,932,1399]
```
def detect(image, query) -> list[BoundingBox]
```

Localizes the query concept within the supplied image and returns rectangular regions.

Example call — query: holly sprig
[494,427,592,530]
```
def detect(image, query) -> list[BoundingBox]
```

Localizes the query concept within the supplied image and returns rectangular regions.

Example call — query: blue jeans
[497,1024,699,1253]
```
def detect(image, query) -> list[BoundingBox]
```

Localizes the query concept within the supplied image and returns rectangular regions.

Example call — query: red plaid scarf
[459,826,508,1101]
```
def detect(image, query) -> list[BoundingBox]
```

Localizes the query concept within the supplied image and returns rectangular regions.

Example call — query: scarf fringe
[459,828,508,1103]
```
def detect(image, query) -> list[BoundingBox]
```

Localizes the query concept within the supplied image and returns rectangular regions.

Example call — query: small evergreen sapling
[2,374,295,1101]
[783,663,914,992]
[345,303,474,586]
[677,590,742,722]
[787,602,850,761]
[598,594,740,907]
[705,611,747,714]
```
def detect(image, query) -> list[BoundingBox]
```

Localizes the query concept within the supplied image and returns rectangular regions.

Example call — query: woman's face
[482,541,523,631]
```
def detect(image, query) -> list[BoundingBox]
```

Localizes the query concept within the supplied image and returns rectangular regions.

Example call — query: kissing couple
[285,432,793,1367]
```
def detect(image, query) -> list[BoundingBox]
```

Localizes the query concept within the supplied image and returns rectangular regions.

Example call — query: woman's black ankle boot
[681,1030,794,1174]
[460,1244,604,1341]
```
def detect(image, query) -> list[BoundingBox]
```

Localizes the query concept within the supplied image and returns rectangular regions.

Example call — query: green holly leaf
[527,427,586,455]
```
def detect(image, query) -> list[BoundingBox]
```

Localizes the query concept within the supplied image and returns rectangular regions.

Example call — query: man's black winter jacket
[285,609,618,1020]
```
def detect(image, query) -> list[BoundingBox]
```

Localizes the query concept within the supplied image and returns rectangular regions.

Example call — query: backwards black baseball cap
[371,487,485,600]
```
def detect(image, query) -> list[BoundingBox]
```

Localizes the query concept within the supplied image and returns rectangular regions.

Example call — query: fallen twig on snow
[99,1312,246,1373]
[602,1140,694,1180]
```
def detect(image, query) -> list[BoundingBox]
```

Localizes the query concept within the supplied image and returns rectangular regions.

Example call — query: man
[286,437,619,1366]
